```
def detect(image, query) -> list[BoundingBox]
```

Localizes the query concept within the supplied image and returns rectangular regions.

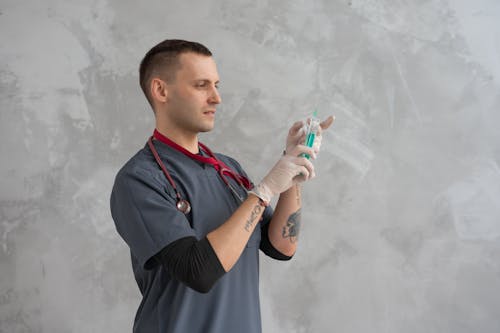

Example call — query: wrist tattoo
[282,209,301,243]
[244,204,263,232]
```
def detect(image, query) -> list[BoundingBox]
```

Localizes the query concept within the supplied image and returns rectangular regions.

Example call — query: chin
[198,122,215,133]
[197,125,214,133]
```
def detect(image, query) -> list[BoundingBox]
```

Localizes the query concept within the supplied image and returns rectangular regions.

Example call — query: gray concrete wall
[1,0,500,332]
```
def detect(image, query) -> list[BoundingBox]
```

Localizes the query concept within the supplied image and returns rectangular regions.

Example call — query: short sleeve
[110,166,196,269]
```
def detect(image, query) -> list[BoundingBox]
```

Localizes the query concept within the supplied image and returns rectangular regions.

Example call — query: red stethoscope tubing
[148,137,192,213]
[147,134,253,214]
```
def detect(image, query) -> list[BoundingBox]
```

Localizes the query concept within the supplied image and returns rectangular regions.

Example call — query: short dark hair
[139,39,213,108]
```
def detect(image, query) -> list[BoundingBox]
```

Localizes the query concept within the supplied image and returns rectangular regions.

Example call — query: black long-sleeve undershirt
[148,225,293,293]
[259,222,294,261]
[150,236,225,293]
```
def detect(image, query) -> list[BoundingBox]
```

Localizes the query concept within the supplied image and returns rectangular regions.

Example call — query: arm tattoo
[295,185,301,205]
[244,204,263,232]
[282,209,301,243]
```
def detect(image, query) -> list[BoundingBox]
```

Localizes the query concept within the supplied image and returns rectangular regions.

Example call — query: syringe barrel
[303,116,320,159]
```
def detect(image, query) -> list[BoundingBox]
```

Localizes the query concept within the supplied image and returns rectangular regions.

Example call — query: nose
[209,86,222,104]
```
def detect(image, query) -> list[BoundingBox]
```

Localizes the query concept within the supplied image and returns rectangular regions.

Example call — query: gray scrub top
[110,139,273,333]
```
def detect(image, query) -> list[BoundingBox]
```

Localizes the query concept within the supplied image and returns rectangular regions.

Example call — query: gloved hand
[250,145,316,204]
[285,116,335,155]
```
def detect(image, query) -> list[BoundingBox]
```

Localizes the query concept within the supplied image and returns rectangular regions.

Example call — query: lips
[204,110,216,116]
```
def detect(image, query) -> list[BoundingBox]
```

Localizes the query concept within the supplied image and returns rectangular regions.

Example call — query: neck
[155,124,199,154]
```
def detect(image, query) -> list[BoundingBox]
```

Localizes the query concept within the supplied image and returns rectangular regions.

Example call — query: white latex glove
[250,145,316,204]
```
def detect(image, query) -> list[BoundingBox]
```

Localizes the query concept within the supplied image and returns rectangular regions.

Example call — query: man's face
[163,52,221,134]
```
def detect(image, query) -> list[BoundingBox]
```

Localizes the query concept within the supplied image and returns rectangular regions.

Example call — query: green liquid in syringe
[303,132,316,159]
[302,110,319,160]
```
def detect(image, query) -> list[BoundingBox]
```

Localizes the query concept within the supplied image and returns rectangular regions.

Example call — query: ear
[150,78,168,104]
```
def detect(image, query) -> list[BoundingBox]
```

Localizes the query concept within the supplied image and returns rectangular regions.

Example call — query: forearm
[267,184,302,256]
[206,193,265,272]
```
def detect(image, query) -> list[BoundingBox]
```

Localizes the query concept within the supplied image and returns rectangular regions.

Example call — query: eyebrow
[194,79,220,84]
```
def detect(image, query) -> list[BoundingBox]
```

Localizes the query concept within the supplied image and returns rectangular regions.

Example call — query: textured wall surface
[1,0,500,332]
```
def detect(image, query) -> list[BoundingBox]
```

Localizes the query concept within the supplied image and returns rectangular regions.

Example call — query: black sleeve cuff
[151,236,226,293]
[259,222,294,261]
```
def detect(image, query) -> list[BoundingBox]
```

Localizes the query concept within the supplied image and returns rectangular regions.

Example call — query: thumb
[320,115,335,131]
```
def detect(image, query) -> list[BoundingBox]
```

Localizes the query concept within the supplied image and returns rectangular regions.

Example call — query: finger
[286,132,307,153]
[295,162,316,181]
[289,129,306,142]
[320,115,335,131]
[289,144,316,159]
[293,166,310,182]
[289,121,304,135]
[291,155,315,177]
[298,131,306,141]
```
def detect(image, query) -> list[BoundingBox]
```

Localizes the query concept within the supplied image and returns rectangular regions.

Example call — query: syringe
[302,110,320,159]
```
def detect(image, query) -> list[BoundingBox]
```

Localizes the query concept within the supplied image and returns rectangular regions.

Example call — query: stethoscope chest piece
[176,199,191,214]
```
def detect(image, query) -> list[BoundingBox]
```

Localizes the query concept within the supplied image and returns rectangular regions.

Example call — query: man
[110,39,333,332]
